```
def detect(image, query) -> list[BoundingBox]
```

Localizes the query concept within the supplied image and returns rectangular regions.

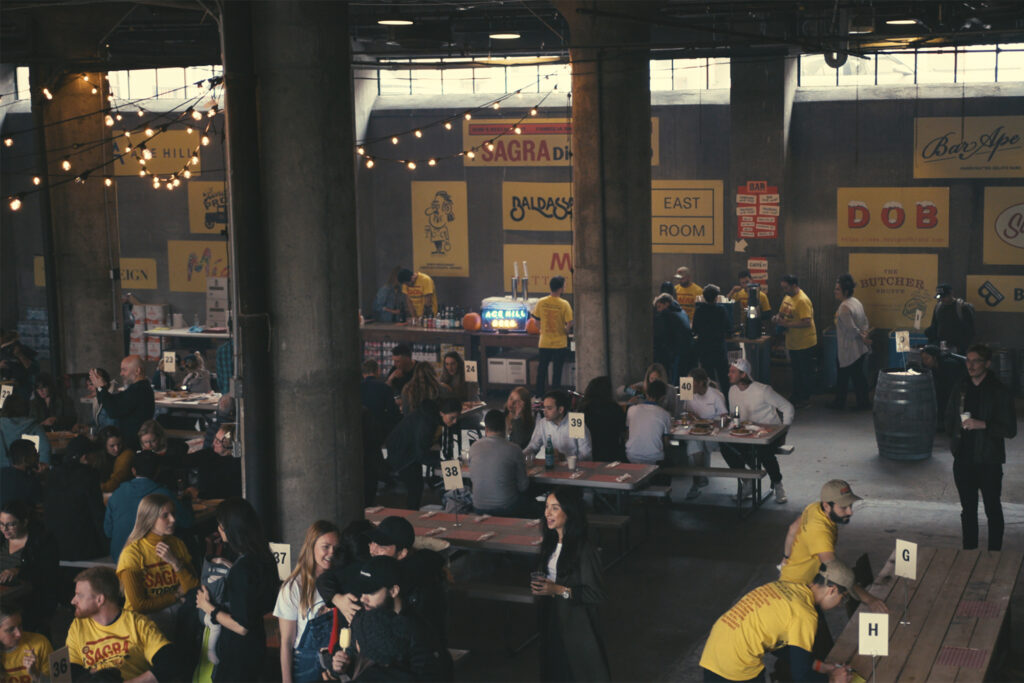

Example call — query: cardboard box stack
[144,304,169,362]
[17,308,50,360]
[207,277,229,328]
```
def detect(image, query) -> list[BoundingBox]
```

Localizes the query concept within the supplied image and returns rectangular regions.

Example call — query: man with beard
[66,567,180,682]
[780,480,887,658]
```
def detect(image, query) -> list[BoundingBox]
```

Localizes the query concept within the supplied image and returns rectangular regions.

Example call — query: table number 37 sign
[268,542,292,582]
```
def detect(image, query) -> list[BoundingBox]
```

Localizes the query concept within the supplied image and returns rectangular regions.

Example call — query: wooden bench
[589,513,631,566]
[631,485,672,535]
[660,466,769,518]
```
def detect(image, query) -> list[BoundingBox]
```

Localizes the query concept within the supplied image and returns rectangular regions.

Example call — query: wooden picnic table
[668,422,788,447]
[154,391,221,412]
[828,546,1023,682]
[365,506,543,555]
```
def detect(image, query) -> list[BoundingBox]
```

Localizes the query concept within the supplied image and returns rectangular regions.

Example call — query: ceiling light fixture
[885,18,919,26]
[489,32,521,40]
[378,18,413,26]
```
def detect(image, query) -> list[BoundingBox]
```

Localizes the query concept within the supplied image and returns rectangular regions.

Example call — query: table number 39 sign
[49,646,71,683]
[441,460,464,490]
[678,376,694,401]
[568,412,586,439]
[268,542,292,582]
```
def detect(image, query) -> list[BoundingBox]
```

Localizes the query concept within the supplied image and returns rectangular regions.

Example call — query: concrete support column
[250,2,363,545]
[560,1,653,387]
[33,69,122,375]
[729,53,797,269]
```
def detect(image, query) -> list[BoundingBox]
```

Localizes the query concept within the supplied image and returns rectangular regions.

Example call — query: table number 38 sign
[441,461,464,490]
[49,646,71,683]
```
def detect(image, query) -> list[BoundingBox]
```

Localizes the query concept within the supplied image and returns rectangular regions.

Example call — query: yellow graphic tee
[674,282,704,320]
[532,296,573,349]
[403,272,436,317]
[1,632,52,683]
[67,611,169,680]
[117,534,197,613]
[781,502,838,586]
[700,581,817,681]
[779,290,817,350]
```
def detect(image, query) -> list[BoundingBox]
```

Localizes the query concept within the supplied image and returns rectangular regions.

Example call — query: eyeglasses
[0,522,20,530]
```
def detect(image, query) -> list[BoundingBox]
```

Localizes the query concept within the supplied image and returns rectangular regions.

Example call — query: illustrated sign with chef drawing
[837,187,949,247]
[411,181,469,277]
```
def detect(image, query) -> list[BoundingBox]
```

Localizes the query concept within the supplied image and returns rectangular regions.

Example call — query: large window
[13,65,222,101]
[799,43,1023,86]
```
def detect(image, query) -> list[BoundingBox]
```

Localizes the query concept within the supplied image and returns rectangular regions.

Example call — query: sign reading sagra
[914,116,1024,179]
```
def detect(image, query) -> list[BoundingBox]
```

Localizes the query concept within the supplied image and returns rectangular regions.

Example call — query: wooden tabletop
[828,546,1023,682]
[144,327,230,339]
[463,459,659,491]
[365,506,543,555]
[154,391,221,411]
[669,422,788,447]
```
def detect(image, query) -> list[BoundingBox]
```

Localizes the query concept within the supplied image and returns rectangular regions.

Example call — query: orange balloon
[462,312,482,331]
[526,318,541,335]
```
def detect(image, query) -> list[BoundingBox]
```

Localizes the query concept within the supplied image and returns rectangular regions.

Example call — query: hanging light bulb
[104,114,114,127]
[42,88,53,100]
[137,109,145,117]
[9,196,22,211]
[486,141,495,151]
[91,86,98,95]
[107,94,114,101]
[514,126,522,134]
[153,177,161,188]
[138,169,146,177]
[104,178,113,187]
[83,75,90,82]
[201,135,210,146]
[142,148,153,160]
[139,158,146,167]
[186,126,193,135]
[173,178,181,187]
[125,144,132,152]
[391,136,399,145]
[2,138,12,147]
[124,130,131,138]
[32,176,41,186]
[183,169,192,179]
[207,106,217,118]
[166,183,174,191]
[145,128,155,137]
[366,158,374,168]
[530,108,538,116]
[466,150,475,159]
[464,112,472,120]
[407,161,416,170]
[444,121,453,130]
[414,130,422,138]
[492,102,500,110]
[61,159,71,171]
[115,113,123,121]
[356,146,365,156]
[428,158,437,166]
[190,155,199,165]
[192,110,203,121]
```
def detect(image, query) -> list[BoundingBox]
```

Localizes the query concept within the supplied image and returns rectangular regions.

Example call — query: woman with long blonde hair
[273,520,341,683]
[116,493,198,637]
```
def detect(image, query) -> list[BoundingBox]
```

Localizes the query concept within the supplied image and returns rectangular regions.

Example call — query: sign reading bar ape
[463,117,660,167]
[113,129,201,176]
[914,116,1024,179]
[411,182,470,277]
[502,182,573,231]
[849,253,936,329]
[982,186,1024,265]
[502,244,573,294]
[837,187,949,247]
[651,180,723,254]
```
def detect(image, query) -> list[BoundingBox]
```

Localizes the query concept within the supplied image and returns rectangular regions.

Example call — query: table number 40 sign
[678,377,694,401]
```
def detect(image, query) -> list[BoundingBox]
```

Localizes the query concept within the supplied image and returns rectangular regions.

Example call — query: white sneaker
[731,480,754,502]
[774,483,788,504]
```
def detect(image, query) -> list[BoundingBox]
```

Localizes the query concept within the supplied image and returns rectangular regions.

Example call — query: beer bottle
[545,436,555,470]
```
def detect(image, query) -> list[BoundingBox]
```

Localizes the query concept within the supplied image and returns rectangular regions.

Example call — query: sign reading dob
[837,188,949,247]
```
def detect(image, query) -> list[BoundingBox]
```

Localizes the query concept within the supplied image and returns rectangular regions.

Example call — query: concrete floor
[444,396,1024,682]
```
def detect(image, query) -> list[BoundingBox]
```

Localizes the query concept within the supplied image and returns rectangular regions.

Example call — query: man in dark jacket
[944,344,1017,551]
[89,355,155,450]
[362,359,401,504]
[918,345,966,427]
[43,436,107,561]
[926,283,975,353]
[385,397,461,510]
[653,292,692,383]
[0,439,42,507]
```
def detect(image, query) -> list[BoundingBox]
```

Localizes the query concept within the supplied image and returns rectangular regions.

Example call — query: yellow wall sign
[167,240,229,292]
[112,129,201,176]
[966,275,1024,313]
[837,187,949,247]
[188,181,227,234]
[119,258,158,289]
[914,116,1024,179]
[848,253,936,329]
[463,117,659,166]
[502,244,573,294]
[411,181,470,277]
[651,180,723,254]
[502,182,572,231]
[33,256,45,287]
[982,186,1024,265]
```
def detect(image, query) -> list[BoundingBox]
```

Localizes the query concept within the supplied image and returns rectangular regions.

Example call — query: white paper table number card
[895,539,918,581]
[859,613,888,657]
[678,376,694,401]
[269,542,291,582]
[441,460,464,490]
[568,412,586,439]
[464,361,478,382]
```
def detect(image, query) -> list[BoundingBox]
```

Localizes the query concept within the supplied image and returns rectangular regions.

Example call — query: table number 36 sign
[49,646,71,683]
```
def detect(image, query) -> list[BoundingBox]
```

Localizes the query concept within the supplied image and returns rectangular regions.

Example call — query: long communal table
[828,546,1023,682]
[154,390,221,413]
[365,506,543,555]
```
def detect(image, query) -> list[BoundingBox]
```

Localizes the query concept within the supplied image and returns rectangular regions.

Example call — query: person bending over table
[524,390,593,463]
[385,397,461,510]
[699,561,857,683]
[117,493,198,638]
[67,566,182,682]
[470,409,530,516]
[722,358,791,504]
[680,368,728,500]
[0,603,53,683]
[781,480,888,658]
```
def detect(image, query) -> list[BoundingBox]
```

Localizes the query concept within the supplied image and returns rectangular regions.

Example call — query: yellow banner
[119,258,158,289]
[966,275,1024,313]
[502,244,573,294]
[33,256,45,287]
[188,181,227,234]
[914,116,1024,179]
[411,181,470,277]
[112,129,201,176]
[837,187,949,247]
[167,241,229,292]
[502,182,572,231]
[982,186,1024,265]
[651,180,723,254]
[849,253,936,329]
[463,117,659,166]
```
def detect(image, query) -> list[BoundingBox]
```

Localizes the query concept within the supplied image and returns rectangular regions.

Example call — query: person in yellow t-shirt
[1,606,52,683]
[699,561,857,683]
[673,266,704,320]
[727,269,772,317]
[67,567,178,682]
[773,274,818,408]
[116,494,198,637]
[531,276,573,394]
[397,268,436,318]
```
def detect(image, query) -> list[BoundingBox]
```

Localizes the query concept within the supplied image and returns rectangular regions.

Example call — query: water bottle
[733,404,741,427]
[545,436,555,470]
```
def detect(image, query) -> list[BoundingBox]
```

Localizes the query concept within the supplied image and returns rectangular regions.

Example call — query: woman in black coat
[691,284,732,391]
[579,377,625,463]
[530,487,609,682]
[0,500,59,637]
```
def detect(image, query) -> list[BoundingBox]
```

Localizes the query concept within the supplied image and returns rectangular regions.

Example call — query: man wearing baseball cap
[782,480,888,656]
[700,560,857,683]
[925,283,974,353]
[721,358,794,504]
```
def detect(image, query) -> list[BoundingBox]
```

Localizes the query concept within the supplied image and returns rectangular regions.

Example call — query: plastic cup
[566,455,578,471]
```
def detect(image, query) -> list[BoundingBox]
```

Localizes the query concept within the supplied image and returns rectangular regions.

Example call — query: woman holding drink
[530,487,609,681]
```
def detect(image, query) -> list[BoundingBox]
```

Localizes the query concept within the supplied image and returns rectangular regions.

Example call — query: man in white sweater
[724,358,793,503]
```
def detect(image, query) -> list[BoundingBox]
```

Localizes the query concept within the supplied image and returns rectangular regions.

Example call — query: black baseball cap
[358,556,402,594]
[366,516,415,551]
[935,283,952,299]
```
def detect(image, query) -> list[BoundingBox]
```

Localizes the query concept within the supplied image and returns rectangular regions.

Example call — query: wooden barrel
[873,370,936,460]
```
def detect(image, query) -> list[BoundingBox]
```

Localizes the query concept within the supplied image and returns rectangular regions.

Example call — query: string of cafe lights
[7,75,223,211]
